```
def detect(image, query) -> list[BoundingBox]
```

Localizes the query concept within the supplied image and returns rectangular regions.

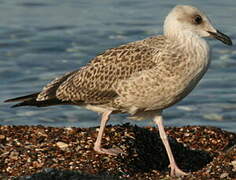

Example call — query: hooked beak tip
[208,30,233,46]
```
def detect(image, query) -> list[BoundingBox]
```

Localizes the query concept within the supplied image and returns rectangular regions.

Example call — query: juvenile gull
[5,5,232,176]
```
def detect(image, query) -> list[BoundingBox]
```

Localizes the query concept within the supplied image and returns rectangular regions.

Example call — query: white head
[164,5,232,45]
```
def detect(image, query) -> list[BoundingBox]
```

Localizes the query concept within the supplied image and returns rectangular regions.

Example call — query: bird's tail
[4,92,40,107]
[4,93,39,102]
[4,92,71,108]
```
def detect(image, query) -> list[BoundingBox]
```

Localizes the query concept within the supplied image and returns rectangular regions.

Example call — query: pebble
[56,142,69,151]
[9,151,19,160]
[220,172,229,179]
[231,160,236,171]
[0,134,5,139]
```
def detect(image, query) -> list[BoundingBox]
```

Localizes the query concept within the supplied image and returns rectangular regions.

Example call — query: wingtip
[4,99,12,103]
[4,98,21,108]
[3,92,40,103]
[3,99,11,103]
[4,98,20,103]
[11,104,20,108]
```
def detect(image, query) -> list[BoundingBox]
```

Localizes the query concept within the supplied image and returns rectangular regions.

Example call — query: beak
[208,30,233,46]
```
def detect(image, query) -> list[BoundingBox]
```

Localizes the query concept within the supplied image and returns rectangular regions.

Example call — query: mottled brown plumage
[37,36,165,107]
[5,5,232,177]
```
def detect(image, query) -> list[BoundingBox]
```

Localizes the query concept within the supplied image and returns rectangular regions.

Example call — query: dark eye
[194,15,202,24]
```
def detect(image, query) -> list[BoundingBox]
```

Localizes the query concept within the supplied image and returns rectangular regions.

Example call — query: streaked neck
[168,30,210,59]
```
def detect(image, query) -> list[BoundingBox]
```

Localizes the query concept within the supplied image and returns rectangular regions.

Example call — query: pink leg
[94,111,123,156]
[154,115,188,177]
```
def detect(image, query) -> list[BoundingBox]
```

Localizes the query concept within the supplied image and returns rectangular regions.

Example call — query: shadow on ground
[116,125,213,174]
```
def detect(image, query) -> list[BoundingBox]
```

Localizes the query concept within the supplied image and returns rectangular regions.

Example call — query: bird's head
[164,5,232,46]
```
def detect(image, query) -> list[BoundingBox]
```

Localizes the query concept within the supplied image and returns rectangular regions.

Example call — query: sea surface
[1,0,236,132]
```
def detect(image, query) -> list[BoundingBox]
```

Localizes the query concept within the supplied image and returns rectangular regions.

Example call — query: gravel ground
[0,124,235,180]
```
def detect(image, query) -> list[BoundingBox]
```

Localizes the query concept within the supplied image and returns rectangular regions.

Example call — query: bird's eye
[194,15,202,24]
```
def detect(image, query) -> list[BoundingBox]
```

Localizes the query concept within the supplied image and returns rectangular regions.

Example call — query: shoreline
[0,124,235,179]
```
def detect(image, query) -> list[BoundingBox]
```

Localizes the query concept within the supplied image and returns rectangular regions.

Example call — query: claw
[169,164,188,176]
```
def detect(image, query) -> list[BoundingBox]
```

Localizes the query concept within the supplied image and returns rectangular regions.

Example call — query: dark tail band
[4,92,73,108]
[4,93,40,103]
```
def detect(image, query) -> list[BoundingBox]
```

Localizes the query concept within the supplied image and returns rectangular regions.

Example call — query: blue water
[1,0,236,132]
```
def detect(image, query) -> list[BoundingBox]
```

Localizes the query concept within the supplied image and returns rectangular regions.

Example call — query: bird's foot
[94,146,124,156]
[169,163,188,177]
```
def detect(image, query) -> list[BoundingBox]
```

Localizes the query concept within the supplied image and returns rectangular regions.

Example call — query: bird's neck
[167,30,210,63]
[165,30,211,80]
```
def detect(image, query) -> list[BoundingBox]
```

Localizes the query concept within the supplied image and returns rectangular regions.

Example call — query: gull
[4,5,232,176]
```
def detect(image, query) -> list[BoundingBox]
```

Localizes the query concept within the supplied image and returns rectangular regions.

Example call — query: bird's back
[37,36,167,106]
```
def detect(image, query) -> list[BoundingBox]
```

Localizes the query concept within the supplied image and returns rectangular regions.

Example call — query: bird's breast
[113,39,210,113]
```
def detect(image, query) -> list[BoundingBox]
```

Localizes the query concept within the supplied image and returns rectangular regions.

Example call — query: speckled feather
[37,32,209,116]
[37,36,167,105]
